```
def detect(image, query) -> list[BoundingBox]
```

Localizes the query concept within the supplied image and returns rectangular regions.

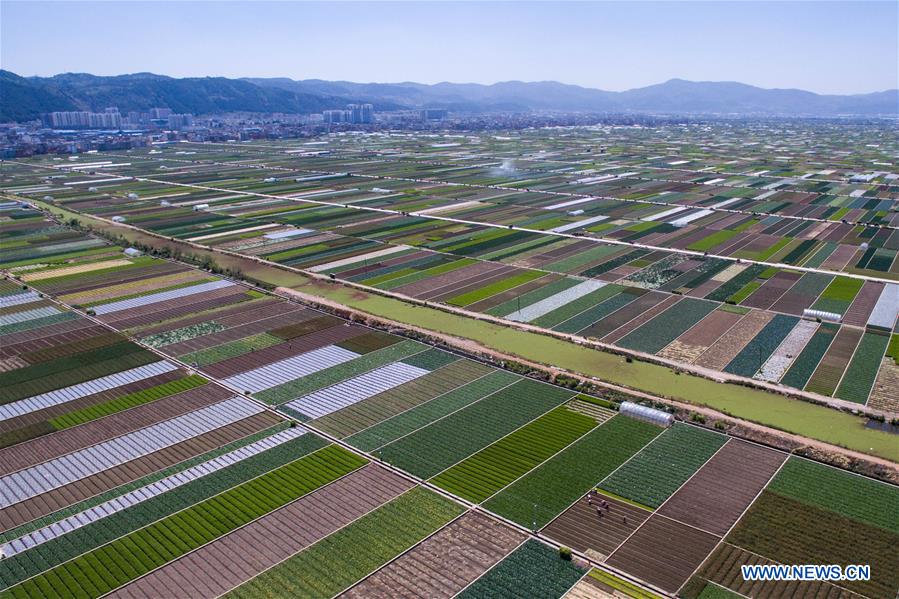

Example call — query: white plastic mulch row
[754,320,819,383]
[709,198,742,209]
[263,227,315,240]
[284,362,429,420]
[505,279,607,323]
[0,361,179,422]
[0,396,259,508]
[92,280,235,315]
[641,206,689,222]
[1,425,308,557]
[224,345,360,393]
[543,197,597,211]
[308,244,410,273]
[0,290,42,309]
[867,283,899,330]
[550,215,609,234]
[669,209,714,227]
[0,306,60,326]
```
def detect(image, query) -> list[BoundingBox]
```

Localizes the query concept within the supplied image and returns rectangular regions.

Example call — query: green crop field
[225,488,464,599]
[485,416,663,528]
[599,423,727,509]
[431,405,597,502]
[456,540,585,599]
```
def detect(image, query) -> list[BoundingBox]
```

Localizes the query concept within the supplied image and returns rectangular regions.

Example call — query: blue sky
[2,1,896,94]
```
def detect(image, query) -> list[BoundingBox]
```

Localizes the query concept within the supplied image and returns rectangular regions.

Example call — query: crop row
[484,415,662,528]
[313,359,493,439]
[0,421,291,546]
[4,346,158,405]
[766,457,899,534]
[377,379,574,479]
[431,405,597,503]
[47,375,208,430]
[457,539,585,599]
[346,370,520,452]
[225,487,464,599]
[5,444,364,598]
[0,432,330,590]
[599,424,726,509]
[834,331,890,403]
[254,339,424,405]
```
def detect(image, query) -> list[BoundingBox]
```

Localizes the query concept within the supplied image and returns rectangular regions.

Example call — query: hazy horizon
[2,1,897,95]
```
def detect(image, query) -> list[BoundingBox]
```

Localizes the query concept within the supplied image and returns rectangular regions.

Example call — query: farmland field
[2,120,899,599]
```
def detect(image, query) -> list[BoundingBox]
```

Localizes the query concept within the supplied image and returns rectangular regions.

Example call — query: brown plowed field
[694,310,772,370]
[602,295,680,344]
[804,327,863,396]
[542,494,650,560]
[742,271,802,310]
[580,291,662,339]
[0,410,279,531]
[341,511,526,599]
[0,317,95,348]
[108,463,413,599]
[396,262,505,299]
[657,440,786,535]
[673,309,743,347]
[0,323,107,360]
[605,515,720,594]
[0,382,229,474]
[694,542,859,599]
[820,244,858,270]
[841,281,884,327]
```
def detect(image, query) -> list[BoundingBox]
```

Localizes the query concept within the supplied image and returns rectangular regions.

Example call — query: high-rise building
[323,110,349,124]
[346,103,374,124]
[43,110,121,129]
[151,107,173,119]
[420,109,448,121]
[166,114,194,130]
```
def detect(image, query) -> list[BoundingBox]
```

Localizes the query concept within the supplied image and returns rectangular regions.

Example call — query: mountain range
[2,70,896,123]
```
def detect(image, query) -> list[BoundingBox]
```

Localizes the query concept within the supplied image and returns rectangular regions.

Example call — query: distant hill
[249,77,899,116]
[2,70,896,122]
[0,71,396,122]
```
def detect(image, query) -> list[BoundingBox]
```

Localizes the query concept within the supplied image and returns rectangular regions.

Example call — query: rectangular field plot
[598,424,727,509]
[456,539,586,599]
[726,491,899,599]
[605,515,721,594]
[542,493,651,560]
[345,370,519,452]
[340,511,526,598]
[376,378,575,479]
[224,487,465,599]
[107,464,413,599]
[656,440,786,535]
[485,416,663,529]
[431,404,598,503]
